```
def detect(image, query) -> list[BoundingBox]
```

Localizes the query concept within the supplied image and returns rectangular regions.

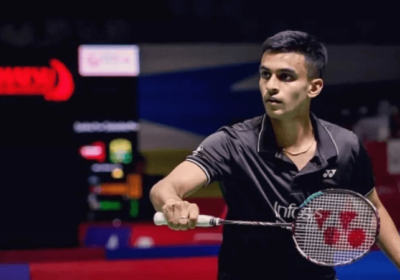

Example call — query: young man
[150,31,400,280]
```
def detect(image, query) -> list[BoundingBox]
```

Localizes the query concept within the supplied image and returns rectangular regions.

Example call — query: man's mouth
[267,97,282,104]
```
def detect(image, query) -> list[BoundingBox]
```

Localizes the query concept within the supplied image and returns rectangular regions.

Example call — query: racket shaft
[221,220,291,228]
[153,212,291,228]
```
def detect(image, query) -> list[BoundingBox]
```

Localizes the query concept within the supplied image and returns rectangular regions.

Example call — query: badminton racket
[154,189,380,266]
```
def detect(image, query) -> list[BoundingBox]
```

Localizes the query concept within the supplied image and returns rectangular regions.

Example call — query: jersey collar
[257,113,339,163]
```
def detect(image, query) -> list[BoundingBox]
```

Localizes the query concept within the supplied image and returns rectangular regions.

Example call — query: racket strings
[294,193,378,265]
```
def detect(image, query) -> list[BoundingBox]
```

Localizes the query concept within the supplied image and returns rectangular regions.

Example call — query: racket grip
[153,212,219,227]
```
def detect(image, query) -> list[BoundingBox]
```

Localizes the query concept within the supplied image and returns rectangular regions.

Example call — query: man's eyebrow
[259,65,297,74]
[280,68,297,75]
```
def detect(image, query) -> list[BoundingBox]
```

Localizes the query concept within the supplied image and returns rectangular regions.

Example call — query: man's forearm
[149,180,183,212]
[377,205,400,270]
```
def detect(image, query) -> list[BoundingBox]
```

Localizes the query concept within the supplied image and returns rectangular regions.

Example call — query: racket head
[292,189,380,266]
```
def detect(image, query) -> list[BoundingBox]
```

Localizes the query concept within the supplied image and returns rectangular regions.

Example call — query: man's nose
[266,76,279,95]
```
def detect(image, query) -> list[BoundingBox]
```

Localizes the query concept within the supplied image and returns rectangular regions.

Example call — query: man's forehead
[260,52,307,72]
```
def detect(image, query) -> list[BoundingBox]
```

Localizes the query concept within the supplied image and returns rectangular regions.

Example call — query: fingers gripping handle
[153,212,219,227]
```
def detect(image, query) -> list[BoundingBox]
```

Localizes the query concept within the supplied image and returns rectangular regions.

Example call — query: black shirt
[186,113,375,280]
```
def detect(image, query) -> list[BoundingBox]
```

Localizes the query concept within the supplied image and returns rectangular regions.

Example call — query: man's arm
[367,189,400,270]
[150,161,208,230]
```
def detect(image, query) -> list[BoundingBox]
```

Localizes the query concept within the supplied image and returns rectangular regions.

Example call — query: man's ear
[308,78,323,99]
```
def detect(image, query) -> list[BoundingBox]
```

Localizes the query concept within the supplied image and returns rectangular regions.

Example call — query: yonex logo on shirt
[323,169,336,178]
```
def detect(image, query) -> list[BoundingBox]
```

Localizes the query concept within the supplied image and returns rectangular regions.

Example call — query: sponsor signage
[79,141,106,162]
[73,121,140,133]
[78,45,140,77]
[0,59,74,101]
[109,138,132,164]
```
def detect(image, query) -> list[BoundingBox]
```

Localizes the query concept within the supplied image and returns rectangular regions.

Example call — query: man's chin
[265,108,286,119]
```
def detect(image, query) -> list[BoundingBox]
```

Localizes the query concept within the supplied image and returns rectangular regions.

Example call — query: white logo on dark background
[323,169,336,178]
[192,145,204,156]
[274,202,299,219]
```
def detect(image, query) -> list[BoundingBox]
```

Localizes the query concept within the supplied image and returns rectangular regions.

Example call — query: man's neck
[270,113,314,149]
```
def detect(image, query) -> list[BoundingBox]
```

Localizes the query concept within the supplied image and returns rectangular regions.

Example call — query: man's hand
[162,200,199,230]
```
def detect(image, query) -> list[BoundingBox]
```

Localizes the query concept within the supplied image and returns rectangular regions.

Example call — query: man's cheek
[292,91,302,104]
[292,89,301,98]
[259,79,264,90]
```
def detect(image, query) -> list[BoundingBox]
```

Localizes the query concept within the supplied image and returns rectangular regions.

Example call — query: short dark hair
[261,30,328,79]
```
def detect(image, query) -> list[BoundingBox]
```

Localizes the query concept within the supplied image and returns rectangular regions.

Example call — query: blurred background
[0,2,399,279]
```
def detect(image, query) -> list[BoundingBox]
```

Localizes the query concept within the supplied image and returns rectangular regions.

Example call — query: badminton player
[150,31,400,279]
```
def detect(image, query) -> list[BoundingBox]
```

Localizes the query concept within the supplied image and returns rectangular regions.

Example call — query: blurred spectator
[338,108,353,130]
[354,100,392,142]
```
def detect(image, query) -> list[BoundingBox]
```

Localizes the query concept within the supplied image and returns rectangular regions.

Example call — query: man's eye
[280,74,293,81]
[261,71,270,79]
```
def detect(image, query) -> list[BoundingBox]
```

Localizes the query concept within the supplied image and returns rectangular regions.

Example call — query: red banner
[0,59,74,101]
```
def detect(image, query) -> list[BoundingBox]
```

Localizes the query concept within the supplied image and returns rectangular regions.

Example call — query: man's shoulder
[318,118,359,150]
[212,115,263,147]
[227,115,264,132]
